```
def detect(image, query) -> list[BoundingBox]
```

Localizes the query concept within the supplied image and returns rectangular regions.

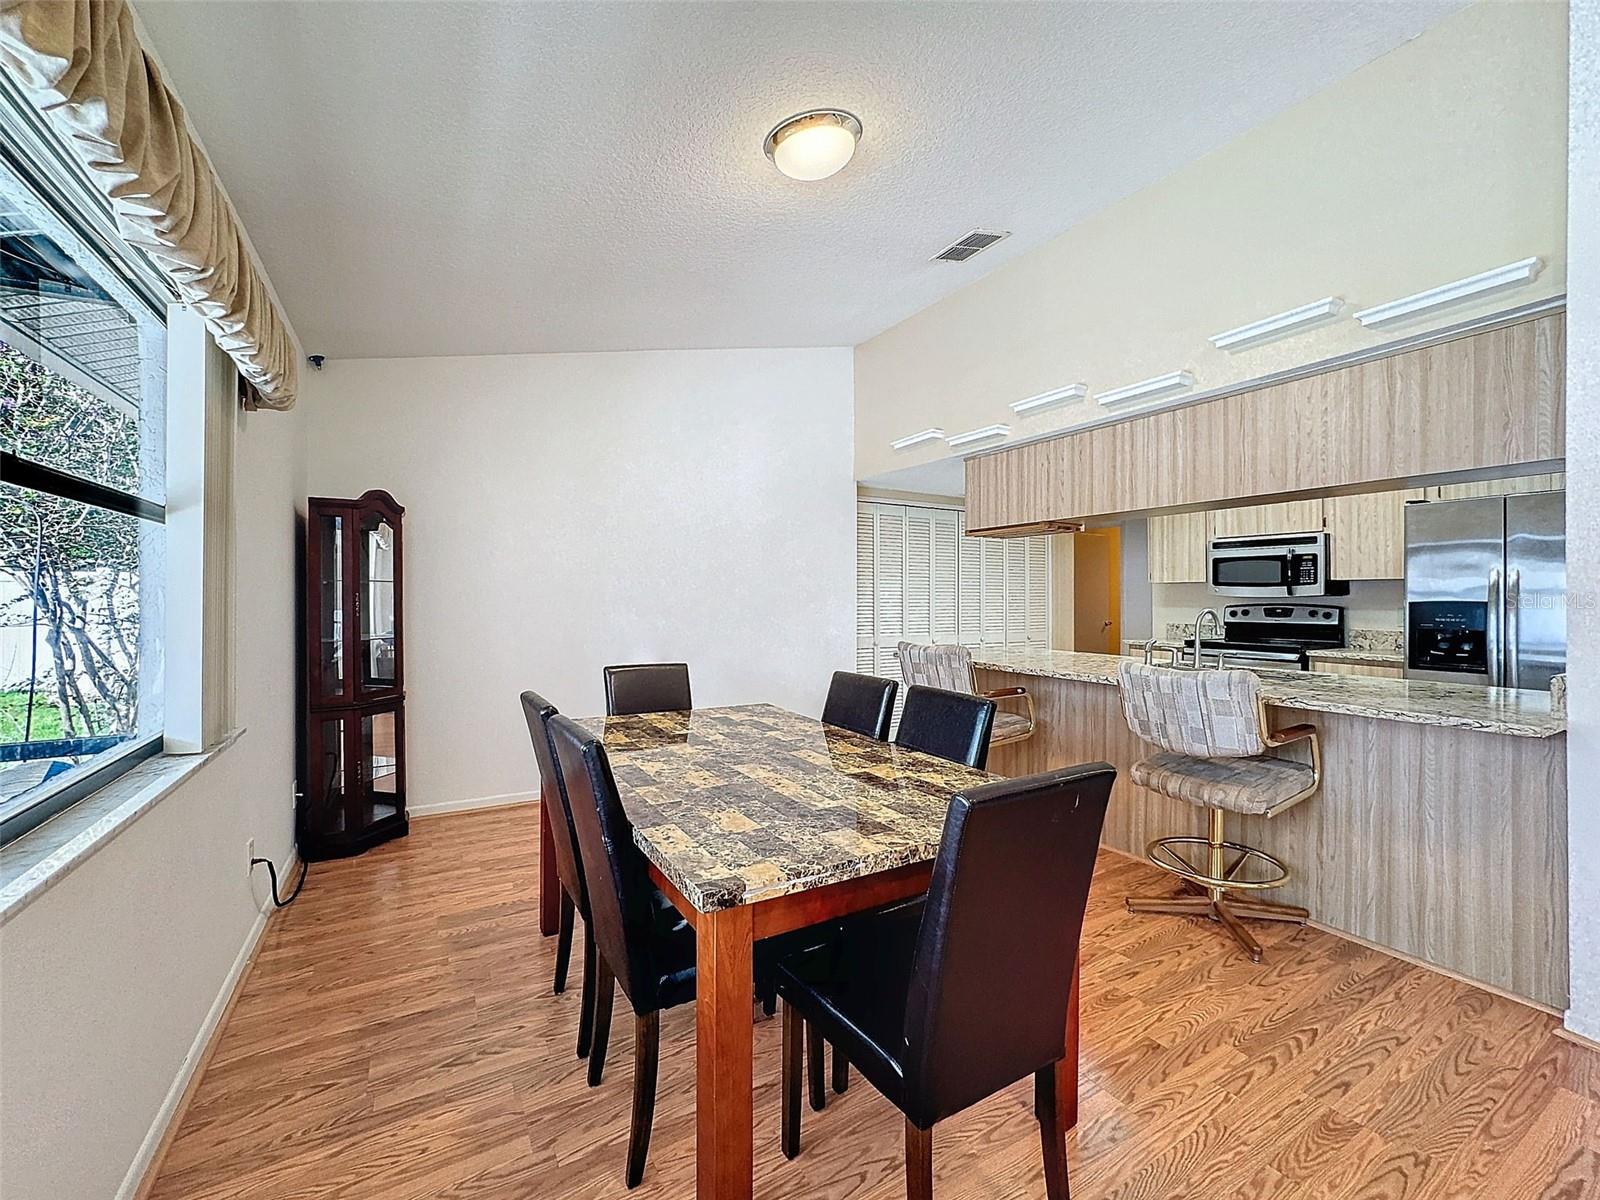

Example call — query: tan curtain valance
[0,0,298,409]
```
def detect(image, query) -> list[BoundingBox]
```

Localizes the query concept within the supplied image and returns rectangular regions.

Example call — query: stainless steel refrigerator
[1404,490,1566,689]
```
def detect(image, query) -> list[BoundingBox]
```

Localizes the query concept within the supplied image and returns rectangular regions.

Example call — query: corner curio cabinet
[299,490,407,859]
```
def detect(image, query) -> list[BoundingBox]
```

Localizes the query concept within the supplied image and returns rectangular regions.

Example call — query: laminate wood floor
[146,805,1600,1200]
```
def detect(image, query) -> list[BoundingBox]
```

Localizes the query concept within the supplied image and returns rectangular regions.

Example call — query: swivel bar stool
[1115,661,1321,963]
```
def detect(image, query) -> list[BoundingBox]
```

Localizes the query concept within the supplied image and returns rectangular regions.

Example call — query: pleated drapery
[0,0,299,408]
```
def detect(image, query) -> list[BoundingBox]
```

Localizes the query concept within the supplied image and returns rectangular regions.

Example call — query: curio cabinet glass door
[299,491,408,859]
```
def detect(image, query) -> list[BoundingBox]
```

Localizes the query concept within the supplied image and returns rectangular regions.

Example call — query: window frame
[0,74,182,848]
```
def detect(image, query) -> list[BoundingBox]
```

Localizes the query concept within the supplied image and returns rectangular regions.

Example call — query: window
[0,85,174,845]
[856,500,1052,682]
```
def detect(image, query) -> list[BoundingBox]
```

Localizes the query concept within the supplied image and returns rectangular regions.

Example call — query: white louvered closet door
[931,509,960,644]
[873,505,906,682]
[957,510,984,647]
[858,501,1052,675]
[855,507,876,673]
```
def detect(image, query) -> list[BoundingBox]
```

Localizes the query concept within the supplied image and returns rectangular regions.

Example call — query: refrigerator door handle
[1505,566,1522,688]
[1486,566,1503,687]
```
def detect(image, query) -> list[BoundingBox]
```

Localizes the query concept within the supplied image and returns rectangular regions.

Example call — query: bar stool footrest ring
[1143,835,1291,891]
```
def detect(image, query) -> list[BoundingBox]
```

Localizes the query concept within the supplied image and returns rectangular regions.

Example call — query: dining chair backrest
[896,641,978,694]
[894,684,996,770]
[821,671,898,741]
[604,663,692,716]
[1116,660,1265,758]
[519,690,587,912]
[547,714,669,1012]
[900,762,1116,1128]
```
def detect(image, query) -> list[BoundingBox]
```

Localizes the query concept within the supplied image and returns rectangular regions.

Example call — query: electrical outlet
[247,837,255,868]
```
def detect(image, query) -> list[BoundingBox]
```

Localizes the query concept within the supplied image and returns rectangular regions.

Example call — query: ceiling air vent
[932,229,1011,263]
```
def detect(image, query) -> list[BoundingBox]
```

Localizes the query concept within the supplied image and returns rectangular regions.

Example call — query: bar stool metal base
[1125,892,1308,962]
[1126,807,1308,963]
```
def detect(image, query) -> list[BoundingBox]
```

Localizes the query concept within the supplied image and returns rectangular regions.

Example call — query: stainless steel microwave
[1207,531,1349,598]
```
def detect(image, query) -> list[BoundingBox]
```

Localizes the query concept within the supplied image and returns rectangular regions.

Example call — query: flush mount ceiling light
[764,109,863,181]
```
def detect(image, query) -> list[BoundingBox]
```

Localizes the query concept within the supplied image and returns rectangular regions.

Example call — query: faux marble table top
[575,704,994,913]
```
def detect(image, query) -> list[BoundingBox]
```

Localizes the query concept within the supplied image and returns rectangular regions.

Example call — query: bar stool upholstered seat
[1116,661,1320,962]
[1130,751,1314,815]
[896,641,1035,749]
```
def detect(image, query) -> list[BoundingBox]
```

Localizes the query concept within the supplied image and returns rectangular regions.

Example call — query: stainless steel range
[1181,604,1346,671]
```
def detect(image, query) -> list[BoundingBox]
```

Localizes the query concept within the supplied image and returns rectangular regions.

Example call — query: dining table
[536,702,1082,1200]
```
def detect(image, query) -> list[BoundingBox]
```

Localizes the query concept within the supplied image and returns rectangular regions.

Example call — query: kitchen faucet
[1192,608,1222,667]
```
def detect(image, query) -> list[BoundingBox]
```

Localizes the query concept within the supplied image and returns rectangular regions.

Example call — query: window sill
[0,729,244,929]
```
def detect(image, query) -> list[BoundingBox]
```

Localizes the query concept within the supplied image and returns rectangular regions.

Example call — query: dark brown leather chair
[603,662,692,716]
[519,691,601,1058]
[548,713,696,1189]
[893,684,996,770]
[775,762,1116,1200]
[822,671,898,741]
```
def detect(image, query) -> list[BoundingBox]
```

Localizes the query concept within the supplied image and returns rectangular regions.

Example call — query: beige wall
[303,348,856,813]
[855,1,1569,481]
[0,399,306,1200]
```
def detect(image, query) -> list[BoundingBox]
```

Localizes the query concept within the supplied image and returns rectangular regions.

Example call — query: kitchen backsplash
[1348,628,1403,654]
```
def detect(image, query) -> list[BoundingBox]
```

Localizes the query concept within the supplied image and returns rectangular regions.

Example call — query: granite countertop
[575,704,995,912]
[973,647,1565,739]
[1306,648,1405,668]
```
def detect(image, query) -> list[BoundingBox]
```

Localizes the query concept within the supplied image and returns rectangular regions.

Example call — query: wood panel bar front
[977,667,1570,1009]
[965,310,1565,531]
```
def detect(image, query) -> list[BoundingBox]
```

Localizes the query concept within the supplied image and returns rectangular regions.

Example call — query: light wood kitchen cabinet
[1428,471,1565,500]
[1208,499,1325,539]
[1326,489,1424,580]
[1146,510,1208,583]
[965,311,1564,534]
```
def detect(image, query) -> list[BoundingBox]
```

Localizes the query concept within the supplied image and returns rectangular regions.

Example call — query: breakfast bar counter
[973,646,1566,738]
[971,648,1569,1009]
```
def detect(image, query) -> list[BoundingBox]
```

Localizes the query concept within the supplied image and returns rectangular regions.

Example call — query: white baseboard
[116,851,295,1200]
[407,791,536,818]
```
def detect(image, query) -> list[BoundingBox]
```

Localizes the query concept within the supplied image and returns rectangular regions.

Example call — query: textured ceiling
[135,0,1462,360]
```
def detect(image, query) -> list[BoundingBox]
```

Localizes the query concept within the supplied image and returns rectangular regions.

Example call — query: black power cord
[250,855,309,908]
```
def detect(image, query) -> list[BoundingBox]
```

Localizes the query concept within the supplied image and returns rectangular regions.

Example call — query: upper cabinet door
[357,496,404,699]
[1147,511,1208,583]
[1326,489,1424,580]
[1209,500,1325,540]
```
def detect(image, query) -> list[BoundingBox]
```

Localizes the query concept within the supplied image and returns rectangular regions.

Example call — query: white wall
[0,401,305,1199]
[1565,0,1600,1043]
[854,1,1569,481]
[302,348,856,811]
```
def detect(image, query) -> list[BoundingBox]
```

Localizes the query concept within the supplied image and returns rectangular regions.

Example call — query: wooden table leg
[1056,954,1081,1131]
[697,905,754,1200]
[538,801,558,936]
